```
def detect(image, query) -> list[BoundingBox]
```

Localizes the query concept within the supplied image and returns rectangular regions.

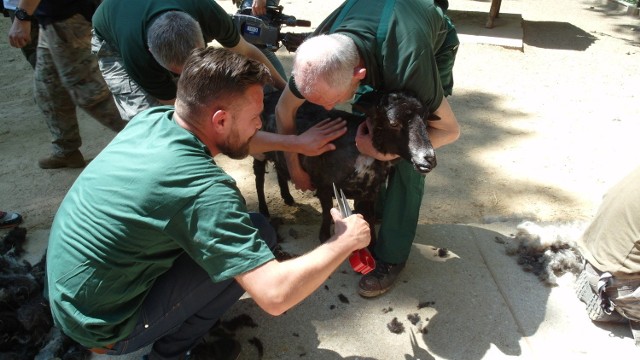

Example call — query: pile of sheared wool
[504,220,586,286]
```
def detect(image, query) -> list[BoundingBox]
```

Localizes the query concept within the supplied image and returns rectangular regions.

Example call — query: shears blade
[333,182,351,217]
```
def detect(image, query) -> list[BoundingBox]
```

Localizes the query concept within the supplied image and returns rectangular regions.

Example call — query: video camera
[232,0,311,52]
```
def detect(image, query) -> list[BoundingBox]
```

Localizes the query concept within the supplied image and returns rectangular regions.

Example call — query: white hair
[292,33,359,96]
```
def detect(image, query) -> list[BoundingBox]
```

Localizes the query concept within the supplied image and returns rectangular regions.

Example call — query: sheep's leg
[317,188,333,243]
[276,172,295,206]
[252,158,270,217]
[354,199,378,252]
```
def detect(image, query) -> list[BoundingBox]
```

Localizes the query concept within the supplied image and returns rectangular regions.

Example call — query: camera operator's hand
[252,0,266,16]
[8,18,32,49]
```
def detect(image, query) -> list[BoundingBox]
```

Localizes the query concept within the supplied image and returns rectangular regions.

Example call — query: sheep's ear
[352,101,378,117]
[353,90,382,114]
[357,90,382,105]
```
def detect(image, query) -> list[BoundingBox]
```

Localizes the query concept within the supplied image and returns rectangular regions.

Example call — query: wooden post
[486,0,502,28]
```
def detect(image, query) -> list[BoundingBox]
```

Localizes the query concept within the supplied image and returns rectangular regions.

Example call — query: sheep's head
[357,91,437,174]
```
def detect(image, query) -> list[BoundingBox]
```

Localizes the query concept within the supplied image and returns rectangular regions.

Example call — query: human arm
[355,97,460,160]
[426,97,460,148]
[249,117,346,154]
[251,0,266,16]
[273,85,342,191]
[228,37,287,90]
[235,208,370,315]
[8,0,39,48]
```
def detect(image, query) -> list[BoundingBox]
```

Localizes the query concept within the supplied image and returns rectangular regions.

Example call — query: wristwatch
[15,8,34,21]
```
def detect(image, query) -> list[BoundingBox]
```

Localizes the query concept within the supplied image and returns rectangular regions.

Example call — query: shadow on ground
[522,21,598,50]
[429,89,586,223]
[223,223,552,359]
[584,0,640,44]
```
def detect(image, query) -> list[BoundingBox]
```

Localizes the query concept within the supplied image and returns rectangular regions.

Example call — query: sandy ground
[0,0,639,359]
[1,0,639,236]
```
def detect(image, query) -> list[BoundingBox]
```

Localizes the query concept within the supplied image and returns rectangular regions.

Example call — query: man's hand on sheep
[295,117,347,156]
[286,117,347,192]
[355,119,400,161]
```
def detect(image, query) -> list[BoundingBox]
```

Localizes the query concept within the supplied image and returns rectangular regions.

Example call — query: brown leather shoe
[358,260,406,298]
[38,150,85,169]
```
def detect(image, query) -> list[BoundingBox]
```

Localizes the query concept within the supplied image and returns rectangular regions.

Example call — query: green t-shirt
[46,106,274,348]
[313,0,449,112]
[93,0,240,100]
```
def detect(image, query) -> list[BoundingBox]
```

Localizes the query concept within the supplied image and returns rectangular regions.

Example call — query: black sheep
[254,90,437,245]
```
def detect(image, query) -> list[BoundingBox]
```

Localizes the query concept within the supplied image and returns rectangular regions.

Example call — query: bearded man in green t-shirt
[46,48,371,360]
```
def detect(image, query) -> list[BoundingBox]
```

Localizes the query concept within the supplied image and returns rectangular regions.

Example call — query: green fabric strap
[376,0,396,44]
[330,0,396,41]
[329,0,359,32]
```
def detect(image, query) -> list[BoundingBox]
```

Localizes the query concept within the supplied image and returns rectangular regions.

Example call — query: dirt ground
[0,0,638,238]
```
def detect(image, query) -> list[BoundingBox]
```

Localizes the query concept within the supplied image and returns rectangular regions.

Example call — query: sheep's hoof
[282,194,295,206]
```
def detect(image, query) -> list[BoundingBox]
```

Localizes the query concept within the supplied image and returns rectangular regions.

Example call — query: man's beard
[219,127,254,160]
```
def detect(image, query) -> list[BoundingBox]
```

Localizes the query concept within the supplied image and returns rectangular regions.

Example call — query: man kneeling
[46,47,370,360]
[576,166,640,347]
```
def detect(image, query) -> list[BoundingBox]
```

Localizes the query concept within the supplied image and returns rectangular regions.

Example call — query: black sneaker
[186,337,241,360]
[358,260,406,298]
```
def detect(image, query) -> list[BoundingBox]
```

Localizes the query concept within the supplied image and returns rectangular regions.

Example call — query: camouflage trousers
[35,14,126,156]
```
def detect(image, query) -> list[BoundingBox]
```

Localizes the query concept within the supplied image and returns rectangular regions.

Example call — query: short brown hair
[176,47,272,121]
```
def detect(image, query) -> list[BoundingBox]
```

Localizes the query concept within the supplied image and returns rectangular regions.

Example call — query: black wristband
[15,8,34,21]
[288,76,305,100]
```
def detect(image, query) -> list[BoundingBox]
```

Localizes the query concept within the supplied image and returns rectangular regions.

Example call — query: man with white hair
[275,0,460,298]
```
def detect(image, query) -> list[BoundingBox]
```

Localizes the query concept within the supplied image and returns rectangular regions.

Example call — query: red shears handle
[349,248,376,274]
[333,183,376,274]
